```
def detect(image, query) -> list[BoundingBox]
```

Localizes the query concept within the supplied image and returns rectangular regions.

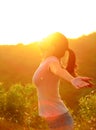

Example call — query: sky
[0,0,96,45]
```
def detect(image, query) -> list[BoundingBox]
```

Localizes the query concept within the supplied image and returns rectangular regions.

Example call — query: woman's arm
[49,61,93,89]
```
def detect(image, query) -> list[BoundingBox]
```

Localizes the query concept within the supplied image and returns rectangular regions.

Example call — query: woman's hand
[71,76,93,89]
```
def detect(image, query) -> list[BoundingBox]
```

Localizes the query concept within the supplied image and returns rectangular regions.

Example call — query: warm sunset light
[0,0,96,45]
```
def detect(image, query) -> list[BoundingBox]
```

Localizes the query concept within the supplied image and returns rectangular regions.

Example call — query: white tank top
[32,56,68,117]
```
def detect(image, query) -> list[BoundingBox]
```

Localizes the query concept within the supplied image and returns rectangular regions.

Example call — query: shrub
[0,83,48,129]
[0,82,6,117]
[0,82,96,130]
[74,90,96,130]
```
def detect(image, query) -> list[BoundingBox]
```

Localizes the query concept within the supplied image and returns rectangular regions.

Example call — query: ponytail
[66,49,77,77]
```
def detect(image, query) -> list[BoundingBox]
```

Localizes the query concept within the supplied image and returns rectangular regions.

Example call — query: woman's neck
[41,55,61,62]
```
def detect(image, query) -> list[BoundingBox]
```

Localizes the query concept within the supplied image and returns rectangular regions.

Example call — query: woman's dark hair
[66,48,77,77]
[40,32,77,76]
[40,32,68,58]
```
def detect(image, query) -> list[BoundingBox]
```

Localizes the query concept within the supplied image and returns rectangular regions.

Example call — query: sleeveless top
[32,56,68,117]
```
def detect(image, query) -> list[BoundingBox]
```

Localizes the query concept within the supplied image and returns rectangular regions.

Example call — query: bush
[74,90,96,130]
[0,82,96,130]
[0,83,48,129]
[0,82,6,117]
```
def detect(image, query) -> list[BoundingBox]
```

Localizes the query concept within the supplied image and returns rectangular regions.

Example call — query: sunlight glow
[0,0,96,45]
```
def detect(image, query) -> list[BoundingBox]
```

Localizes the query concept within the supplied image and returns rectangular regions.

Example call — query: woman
[32,32,93,130]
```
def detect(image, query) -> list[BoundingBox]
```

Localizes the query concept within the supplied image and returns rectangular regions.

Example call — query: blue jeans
[45,112,74,129]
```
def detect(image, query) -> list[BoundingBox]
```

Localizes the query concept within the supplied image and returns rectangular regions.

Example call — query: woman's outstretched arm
[49,61,93,89]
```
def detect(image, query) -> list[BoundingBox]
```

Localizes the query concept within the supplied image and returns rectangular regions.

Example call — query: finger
[75,82,94,89]
[84,80,94,87]
[81,77,93,81]
[83,83,89,88]
[78,82,89,88]
[87,82,94,87]
[75,85,81,89]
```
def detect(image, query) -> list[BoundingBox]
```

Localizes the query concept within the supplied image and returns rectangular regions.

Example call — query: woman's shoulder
[41,56,59,66]
[39,56,59,68]
[45,56,59,62]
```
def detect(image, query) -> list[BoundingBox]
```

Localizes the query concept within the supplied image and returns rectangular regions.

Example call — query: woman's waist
[38,99,68,117]
[39,99,67,109]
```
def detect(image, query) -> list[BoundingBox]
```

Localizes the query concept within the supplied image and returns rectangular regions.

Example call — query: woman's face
[39,44,55,58]
[39,35,68,59]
